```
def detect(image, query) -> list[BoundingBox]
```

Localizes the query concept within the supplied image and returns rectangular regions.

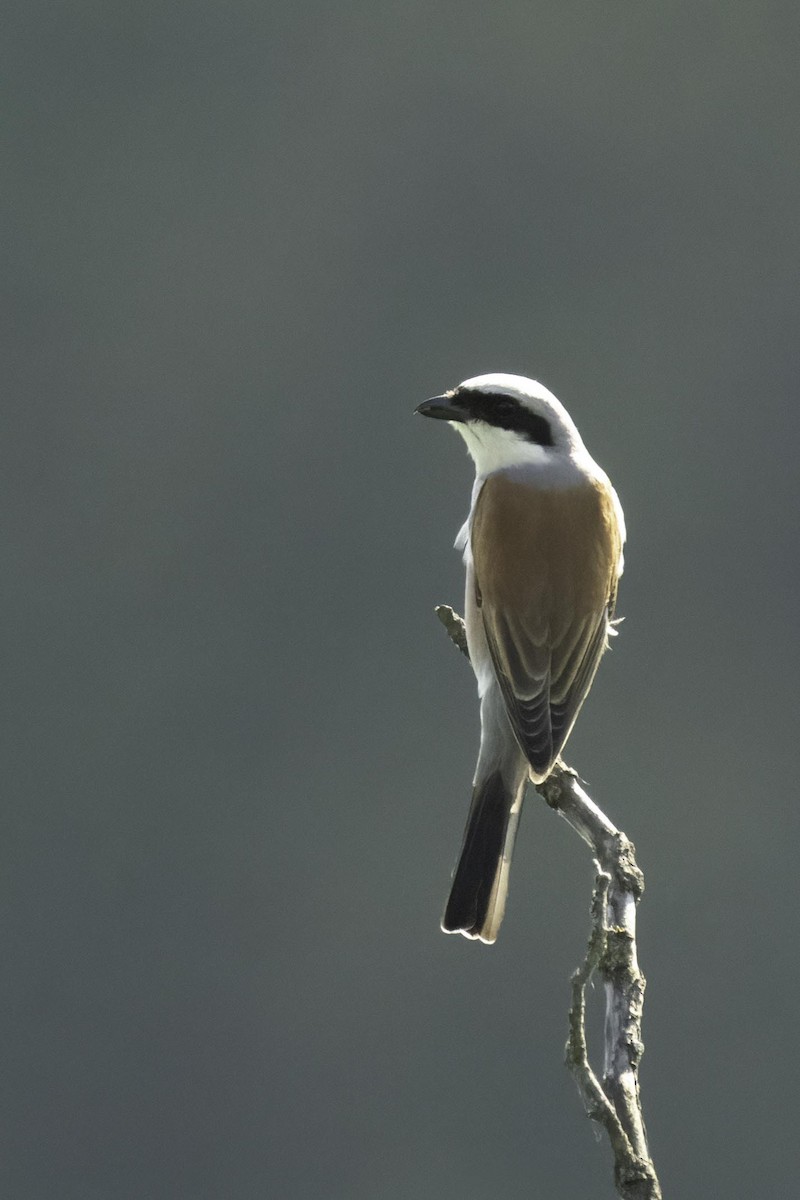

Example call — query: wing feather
[471,472,622,779]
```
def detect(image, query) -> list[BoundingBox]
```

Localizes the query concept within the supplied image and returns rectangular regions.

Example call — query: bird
[416,373,625,944]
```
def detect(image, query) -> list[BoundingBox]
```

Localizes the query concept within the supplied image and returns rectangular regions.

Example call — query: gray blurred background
[4,3,799,1197]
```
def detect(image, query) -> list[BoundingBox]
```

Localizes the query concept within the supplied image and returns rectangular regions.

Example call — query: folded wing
[471,471,622,780]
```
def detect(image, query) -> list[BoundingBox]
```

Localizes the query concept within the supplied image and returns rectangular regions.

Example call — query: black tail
[442,769,522,944]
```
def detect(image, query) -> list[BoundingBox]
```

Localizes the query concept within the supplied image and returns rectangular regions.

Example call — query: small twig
[436,607,661,1200]
[435,604,470,658]
[566,870,618,1127]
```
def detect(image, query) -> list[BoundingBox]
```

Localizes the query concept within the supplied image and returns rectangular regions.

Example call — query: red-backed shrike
[416,374,625,943]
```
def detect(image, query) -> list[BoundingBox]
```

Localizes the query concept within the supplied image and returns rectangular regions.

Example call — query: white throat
[454,421,559,478]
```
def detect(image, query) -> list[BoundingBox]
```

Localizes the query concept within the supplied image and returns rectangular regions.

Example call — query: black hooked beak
[414,393,467,422]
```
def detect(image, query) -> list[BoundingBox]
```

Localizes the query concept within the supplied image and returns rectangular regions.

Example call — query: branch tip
[434,604,470,658]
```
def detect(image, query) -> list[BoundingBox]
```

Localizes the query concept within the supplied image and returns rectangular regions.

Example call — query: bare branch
[545,767,660,1200]
[436,607,661,1200]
